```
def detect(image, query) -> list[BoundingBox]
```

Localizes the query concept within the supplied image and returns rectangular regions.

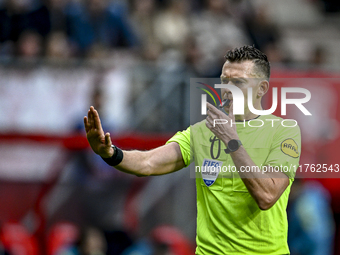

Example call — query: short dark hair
[224,45,270,79]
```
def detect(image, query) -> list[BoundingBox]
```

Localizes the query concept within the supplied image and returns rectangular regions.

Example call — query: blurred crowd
[0,0,332,75]
[0,222,194,255]
[0,0,339,255]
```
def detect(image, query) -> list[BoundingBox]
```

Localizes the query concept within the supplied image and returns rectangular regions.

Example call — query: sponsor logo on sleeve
[281,139,299,158]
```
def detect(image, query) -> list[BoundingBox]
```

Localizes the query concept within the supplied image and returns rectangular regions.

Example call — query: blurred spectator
[0,0,50,43]
[48,224,107,255]
[46,0,68,32]
[0,223,39,255]
[47,222,80,255]
[288,180,335,255]
[263,42,293,66]
[242,5,281,54]
[153,0,190,54]
[0,0,52,58]
[140,41,162,61]
[129,0,161,60]
[66,0,138,57]
[229,0,290,66]
[78,227,107,255]
[122,225,194,255]
[190,0,249,76]
[45,31,71,59]
[16,29,43,58]
[184,36,202,75]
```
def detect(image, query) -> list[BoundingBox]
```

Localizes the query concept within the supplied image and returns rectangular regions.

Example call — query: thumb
[105,132,112,147]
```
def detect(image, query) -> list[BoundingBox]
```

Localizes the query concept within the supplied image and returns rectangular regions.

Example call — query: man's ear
[257,80,269,98]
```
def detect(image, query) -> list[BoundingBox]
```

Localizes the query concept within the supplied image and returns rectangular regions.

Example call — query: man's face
[220,60,263,117]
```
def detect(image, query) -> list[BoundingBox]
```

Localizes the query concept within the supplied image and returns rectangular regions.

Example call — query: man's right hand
[84,106,114,158]
[84,107,185,176]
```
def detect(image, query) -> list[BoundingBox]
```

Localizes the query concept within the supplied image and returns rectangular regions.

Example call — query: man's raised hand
[205,102,239,145]
[84,106,114,158]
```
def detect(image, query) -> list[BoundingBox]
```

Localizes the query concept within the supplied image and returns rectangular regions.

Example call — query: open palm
[84,106,113,158]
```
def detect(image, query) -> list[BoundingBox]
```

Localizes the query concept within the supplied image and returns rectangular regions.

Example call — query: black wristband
[101,145,124,166]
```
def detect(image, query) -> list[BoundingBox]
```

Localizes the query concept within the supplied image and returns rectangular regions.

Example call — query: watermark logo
[198,83,312,116]
[196,82,222,114]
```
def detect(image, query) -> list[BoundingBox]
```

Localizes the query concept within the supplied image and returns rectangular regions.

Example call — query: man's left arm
[206,102,295,210]
[229,147,289,210]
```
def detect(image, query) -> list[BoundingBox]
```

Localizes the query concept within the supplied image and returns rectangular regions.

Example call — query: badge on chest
[201,158,223,187]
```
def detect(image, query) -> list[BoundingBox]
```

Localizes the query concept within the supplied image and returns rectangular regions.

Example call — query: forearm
[114,150,151,177]
[229,146,288,210]
[112,143,185,177]
[231,147,273,189]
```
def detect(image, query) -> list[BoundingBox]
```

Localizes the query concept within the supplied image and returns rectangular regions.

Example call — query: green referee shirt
[166,114,301,255]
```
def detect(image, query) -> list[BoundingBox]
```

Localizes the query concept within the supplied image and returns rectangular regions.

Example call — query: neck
[234,102,263,121]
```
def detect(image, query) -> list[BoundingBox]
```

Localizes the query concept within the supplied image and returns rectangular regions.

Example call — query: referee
[84,46,301,255]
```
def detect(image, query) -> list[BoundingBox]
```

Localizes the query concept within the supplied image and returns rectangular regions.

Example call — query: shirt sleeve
[264,123,301,179]
[166,126,191,167]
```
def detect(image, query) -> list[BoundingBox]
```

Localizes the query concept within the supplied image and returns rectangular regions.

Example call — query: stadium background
[0,0,340,254]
